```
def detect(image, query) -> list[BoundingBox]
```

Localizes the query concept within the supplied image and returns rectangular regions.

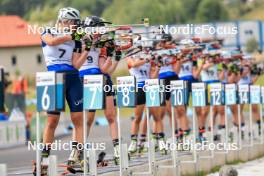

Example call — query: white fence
[0,121,26,149]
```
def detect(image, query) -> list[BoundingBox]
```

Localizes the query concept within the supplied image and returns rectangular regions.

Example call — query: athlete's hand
[71,31,86,41]
[84,35,93,51]
[115,50,122,61]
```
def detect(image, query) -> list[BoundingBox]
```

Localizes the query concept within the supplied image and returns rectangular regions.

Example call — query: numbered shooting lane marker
[250,85,261,143]
[171,80,188,106]
[238,84,250,148]
[145,79,165,107]
[209,83,224,106]
[225,84,237,105]
[0,68,4,111]
[116,76,136,175]
[83,75,105,110]
[238,84,249,104]
[116,76,136,107]
[261,87,264,104]
[261,87,264,144]
[36,72,56,112]
[83,75,105,175]
[191,83,206,107]
[250,85,261,104]
[55,73,65,111]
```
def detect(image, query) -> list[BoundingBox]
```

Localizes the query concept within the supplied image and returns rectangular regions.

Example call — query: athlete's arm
[99,48,112,74]
[127,57,148,68]
[252,75,259,84]
[172,57,181,74]
[71,41,89,69]
[217,64,225,81]
[202,62,213,70]
[149,62,160,78]
[42,33,72,46]
[193,59,205,79]
[72,50,89,69]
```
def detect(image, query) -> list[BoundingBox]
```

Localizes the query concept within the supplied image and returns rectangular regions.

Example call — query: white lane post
[117,107,123,176]
[171,106,177,168]
[146,107,153,174]
[89,149,97,176]
[260,104,263,144]
[209,105,214,158]
[193,107,197,163]
[36,112,41,176]
[83,110,88,175]
[48,155,57,175]
[249,104,253,147]
[121,143,129,174]
[224,104,229,156]
[0,164,7,176]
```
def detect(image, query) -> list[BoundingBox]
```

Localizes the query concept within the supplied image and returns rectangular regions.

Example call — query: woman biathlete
[126,42,163,154]
[156,34,181,151]
[35,7,88,174]
[71,16,132,165]
[198,48,224,142]
[176,39,205,143]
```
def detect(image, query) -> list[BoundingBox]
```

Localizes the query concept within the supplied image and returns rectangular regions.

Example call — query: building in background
[0,15,44,75]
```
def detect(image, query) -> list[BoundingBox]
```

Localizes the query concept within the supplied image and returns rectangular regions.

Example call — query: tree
[195,0,229,22]
[102,0,186,25]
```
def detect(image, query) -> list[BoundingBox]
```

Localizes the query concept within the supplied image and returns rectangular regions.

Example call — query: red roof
[0,15,41,48]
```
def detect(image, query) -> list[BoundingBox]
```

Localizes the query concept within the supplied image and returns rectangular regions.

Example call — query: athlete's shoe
[128,139,138,155]
[68,148,81,166]
[158,137,168,155]
[113,145,120,165]
[138,141,148,153]
[33,157,48,176]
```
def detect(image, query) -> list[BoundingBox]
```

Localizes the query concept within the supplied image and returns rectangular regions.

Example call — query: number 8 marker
[117,76,136,107]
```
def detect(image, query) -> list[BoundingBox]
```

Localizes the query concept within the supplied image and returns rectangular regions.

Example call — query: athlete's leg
[129,104,145,154]
[131,105,145,135]
[104,95,118,139]
[43,114,60,144]
[252,104,261,135]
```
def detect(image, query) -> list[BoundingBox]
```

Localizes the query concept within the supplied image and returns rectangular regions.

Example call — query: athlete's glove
[71,31,86,41]
[84,35,93,51]
[115,50,122,61]
[106,40,115,57]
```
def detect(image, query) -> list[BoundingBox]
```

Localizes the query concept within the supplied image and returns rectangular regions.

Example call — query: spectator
[11,70,28,115]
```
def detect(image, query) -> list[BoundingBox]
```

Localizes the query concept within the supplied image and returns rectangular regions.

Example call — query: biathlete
[126,41,163,155]
[35,7,88,175]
